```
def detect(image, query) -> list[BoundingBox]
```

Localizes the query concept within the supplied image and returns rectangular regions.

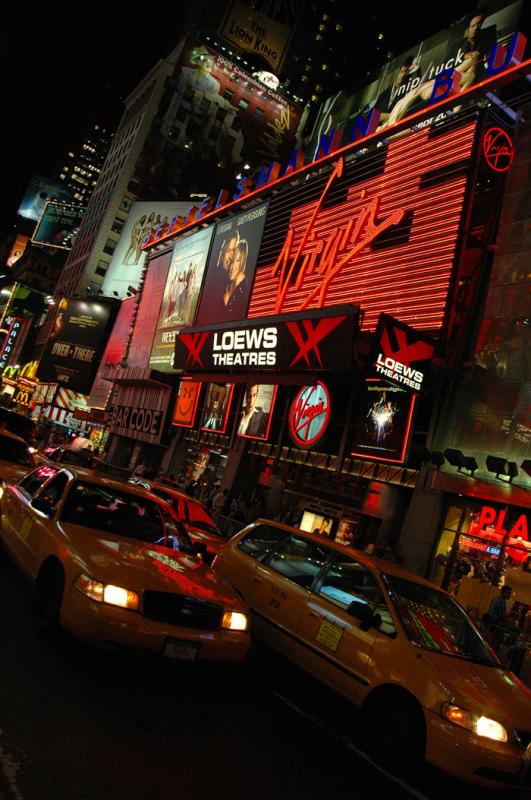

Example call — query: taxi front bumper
[425,708,530,790]
[60,585,250,665]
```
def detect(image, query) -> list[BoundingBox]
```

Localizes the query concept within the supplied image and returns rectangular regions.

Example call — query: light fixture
[444,449,478,476]
[486,455,518,483]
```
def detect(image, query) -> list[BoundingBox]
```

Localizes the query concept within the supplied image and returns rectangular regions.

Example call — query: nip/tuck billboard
[304,0,524,159]
[195,202,268,326]
[31,201,85,249]
[101,201,192,299]
[37,298,118,394]
[149,225,215,371]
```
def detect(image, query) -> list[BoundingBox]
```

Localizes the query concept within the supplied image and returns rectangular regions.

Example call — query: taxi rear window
[0,434,33,467]
[238,524,290,558]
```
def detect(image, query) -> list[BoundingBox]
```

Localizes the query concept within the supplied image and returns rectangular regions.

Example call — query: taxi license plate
[163,639,200,661]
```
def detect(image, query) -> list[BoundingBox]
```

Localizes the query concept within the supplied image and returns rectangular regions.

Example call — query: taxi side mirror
[347,601,381,631]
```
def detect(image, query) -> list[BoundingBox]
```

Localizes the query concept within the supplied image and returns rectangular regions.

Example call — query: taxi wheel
[33,562,65,640]
[362,691,425,773]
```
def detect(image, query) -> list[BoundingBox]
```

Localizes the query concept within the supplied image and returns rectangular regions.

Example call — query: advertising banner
[17,175,73,222]
[31,201,85,249]
[367,314,435,393]
[149,38,301,184]
[37,298,117,394]
[200,383,234,433]
[195,202,268,326]
[0,317,23,370]
[175,306,359,373]
[219,0,291,71]
[237,383,277,440]
[172,380,202,428]
[89,298,136,409]
[101,201,192,299]
[149,226,215,371]
[350,380,416,464]
[304,0,523,158]
[128,250,173,370]
[6,234,29,267]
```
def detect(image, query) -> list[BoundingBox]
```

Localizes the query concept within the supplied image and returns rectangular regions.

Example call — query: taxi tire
[33,562,65,641]
[362,691,425,774]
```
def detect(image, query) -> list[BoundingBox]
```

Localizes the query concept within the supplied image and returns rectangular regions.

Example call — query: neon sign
[371,315,435,393]
[483,128,514,172]
[289,382,331,448]
[477,505,528,541]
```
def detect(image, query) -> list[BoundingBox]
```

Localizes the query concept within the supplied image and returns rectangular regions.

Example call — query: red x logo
[381,326,434,367]
[179,331,210,368]
[288,316,346,368]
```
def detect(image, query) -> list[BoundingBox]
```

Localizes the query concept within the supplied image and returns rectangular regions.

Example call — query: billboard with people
[101,201,191,299]
[195,202,268,326]
[303,1,523,159]
[200,383,234,433]
[350,380,416,464]
[149,225,215,371]
[237,384,277,440]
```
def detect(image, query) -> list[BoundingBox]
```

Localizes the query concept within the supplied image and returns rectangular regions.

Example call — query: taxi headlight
[441,703,508,742]
[221,611,248,631]
[74,573,139,611]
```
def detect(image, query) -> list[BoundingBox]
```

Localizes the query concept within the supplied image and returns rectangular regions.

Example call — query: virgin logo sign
[289,382,331,447]
[483,127,514,172]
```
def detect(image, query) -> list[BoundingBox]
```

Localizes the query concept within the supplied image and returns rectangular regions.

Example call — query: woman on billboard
[223,239,249,318]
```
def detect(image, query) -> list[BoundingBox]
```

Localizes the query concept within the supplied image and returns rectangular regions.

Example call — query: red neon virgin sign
[289,382,331,447]
[483,127,514,172]
[271,157,405,314]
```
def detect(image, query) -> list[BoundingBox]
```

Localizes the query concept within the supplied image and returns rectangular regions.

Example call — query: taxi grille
[142,591,223,630]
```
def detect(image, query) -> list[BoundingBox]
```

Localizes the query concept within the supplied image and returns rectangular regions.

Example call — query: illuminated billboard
[17,175,73,222]
[150,225,215,371]
[31,201,85,249]
[37,298,118,394]
[127,250,173,369]
[219,1,290,71]
[195,203,268,326]
[200,383,234,433]
[101,201,191,299]
[237,384,277,440]
[248,120,478,332]
[172,380,202,428]
[350,380,416,464]
[89,298,136,409]
[304,0,523,159]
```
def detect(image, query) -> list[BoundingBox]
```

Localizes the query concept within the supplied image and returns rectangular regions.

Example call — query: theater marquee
[174,306,359,373]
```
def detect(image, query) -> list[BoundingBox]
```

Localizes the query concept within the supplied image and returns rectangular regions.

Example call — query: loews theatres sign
[174,306,359,373]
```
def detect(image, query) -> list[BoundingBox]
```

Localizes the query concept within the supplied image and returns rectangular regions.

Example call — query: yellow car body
[213,520,531,790]
[0,465,250,665]
[0,427,36,484]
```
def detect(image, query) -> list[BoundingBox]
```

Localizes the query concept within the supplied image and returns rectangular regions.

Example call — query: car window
[238,523,291,559]
[317,554,396,636]
[37,472,70,513]
[60,482,172,545]
[385,575,498,666]
[265,535,330,589]
[184,498,221,535]
[0,434,34,467]
[19,466,60,498]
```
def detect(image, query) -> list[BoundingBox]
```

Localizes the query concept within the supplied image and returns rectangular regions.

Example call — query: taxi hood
[61,523,243,609]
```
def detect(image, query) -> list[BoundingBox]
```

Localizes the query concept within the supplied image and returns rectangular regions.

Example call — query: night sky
[2,2,480,237]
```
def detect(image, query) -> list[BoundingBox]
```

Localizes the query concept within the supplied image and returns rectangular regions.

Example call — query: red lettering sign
[289,382,331,448]
[483,128,514,172]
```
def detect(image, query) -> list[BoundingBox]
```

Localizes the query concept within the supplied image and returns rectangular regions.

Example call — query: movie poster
[172,380,202,428]
[351,380,416,463]
[149,225,215,371]
[32,201,85,249]
[200,383,234,433]
[195,201,268,326]
[237,384,277,440]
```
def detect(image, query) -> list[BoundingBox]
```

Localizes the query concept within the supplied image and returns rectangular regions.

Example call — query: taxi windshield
[60,481,193,552]
[385,575,498,667]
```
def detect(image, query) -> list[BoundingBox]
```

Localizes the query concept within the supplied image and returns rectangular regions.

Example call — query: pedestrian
[212,488,228,517]
[132,461,146,477]
[484,585,513,627]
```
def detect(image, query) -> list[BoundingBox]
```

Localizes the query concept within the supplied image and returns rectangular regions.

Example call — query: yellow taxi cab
[213,520,531,790]
[0,426,36,485]
[132,478,226,565]
[0,465,250,665]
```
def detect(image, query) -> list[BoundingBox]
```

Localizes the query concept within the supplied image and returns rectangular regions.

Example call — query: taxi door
[296,553,396,705]
[1,466,58,569]
[245,533,330,655]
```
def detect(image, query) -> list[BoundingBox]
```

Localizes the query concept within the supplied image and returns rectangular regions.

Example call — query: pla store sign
[0,318,22,369]
[289,382,331,448]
